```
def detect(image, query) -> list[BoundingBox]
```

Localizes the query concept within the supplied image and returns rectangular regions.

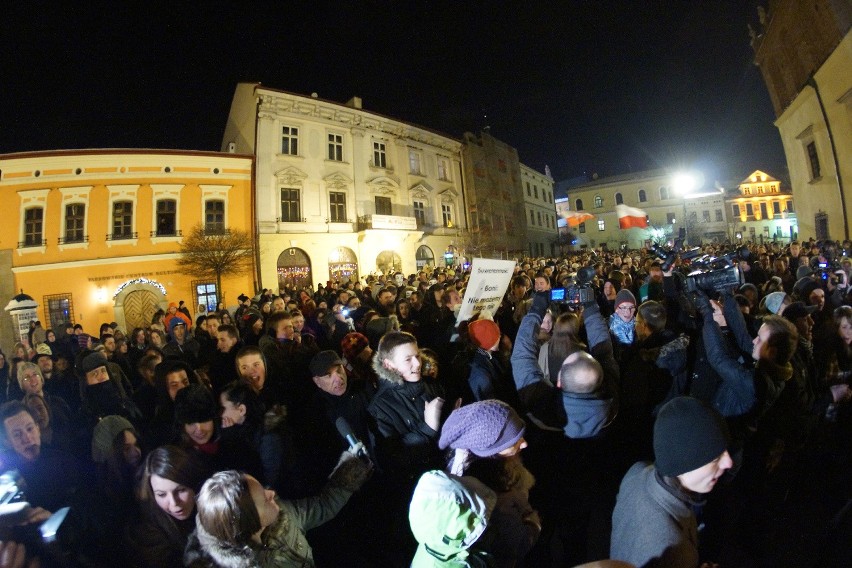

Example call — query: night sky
[1,1,784,186]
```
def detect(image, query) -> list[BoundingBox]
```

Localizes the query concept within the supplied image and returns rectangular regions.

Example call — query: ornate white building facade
[222,84,466,289]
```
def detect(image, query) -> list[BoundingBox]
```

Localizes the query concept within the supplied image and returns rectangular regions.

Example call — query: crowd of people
[0,237,850,567]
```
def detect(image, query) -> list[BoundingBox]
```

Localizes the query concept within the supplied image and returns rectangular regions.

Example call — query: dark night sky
[0,1,784,186]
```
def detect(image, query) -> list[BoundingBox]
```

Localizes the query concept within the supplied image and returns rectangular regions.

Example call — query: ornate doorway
[112,278,167,332]
[376,250,402,276]
[277,248,313,290]
[328,247,359,285]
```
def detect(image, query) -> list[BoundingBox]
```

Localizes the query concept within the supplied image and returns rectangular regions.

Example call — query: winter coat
[511,299,616,438]
[184,462,362,567]
[610,462,702,568]
[368,362,444,479]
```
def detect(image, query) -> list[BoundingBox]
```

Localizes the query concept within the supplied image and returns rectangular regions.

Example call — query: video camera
[550,266,596,309]
[652,230,748,295]
[814,241,844,286]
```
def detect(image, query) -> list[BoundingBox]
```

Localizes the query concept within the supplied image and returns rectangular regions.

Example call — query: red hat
[468,319,501,350]
[341,332,370,360]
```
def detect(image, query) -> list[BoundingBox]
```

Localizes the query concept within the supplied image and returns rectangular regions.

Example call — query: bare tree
[177,224,255,304]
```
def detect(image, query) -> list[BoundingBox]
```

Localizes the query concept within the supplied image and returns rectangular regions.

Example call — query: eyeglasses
[616,305,636,312]
[21,373,40,383]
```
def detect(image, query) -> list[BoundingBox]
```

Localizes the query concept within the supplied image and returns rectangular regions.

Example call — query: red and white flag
[616,204,648,229]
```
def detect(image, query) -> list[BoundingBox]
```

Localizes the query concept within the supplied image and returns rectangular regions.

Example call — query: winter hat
[91,415,136,463]
[242,312,261,330]
[309,350,344,378]
[738,283,758,295]
[653,397,729,477]
[614,289,636,309]
[168,302,178,309]
[81,352,108,374]
[782,301,818,322]
[341,332,369,361]
[35,343,52,356]
[761,291,789,315]
[796,265,814,280]
[467,319,501,350]
[439,400,526,460]
[793,278,819,301]
[174,384,217,425]
[168,317,186,334]
[409,470,496,565]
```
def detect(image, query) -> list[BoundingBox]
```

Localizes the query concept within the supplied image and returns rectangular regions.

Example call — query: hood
[184,521,256,568]
[561,393,613,438]
[372,355,406,385]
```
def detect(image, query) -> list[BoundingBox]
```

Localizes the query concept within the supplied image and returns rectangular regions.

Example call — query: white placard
[455,258,517,324]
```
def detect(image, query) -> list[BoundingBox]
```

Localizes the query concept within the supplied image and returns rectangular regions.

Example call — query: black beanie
[653,397,729,477]
[173,384,217,425]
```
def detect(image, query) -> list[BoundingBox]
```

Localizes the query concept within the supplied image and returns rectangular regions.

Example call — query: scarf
[609,313,635,345]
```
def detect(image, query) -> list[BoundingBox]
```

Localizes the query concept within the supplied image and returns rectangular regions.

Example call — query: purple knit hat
[439,400,526,457]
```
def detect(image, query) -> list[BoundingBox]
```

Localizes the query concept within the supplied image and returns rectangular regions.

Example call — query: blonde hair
[196,470,260,546]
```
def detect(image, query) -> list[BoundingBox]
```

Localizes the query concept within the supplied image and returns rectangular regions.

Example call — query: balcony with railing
[58,235,89,245]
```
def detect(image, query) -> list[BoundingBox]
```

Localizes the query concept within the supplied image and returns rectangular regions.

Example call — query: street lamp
[671,170,704,244]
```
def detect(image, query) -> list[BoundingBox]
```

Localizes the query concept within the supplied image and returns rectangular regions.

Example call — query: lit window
[594,195,603,208]
[598,219,605,231]
[44,293,74,328]
[442,204,453,227]
[408,150,422,174]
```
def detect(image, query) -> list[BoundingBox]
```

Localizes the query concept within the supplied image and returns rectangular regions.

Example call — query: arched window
[638,189,647,203]
[594,195,603,208]
[615,193,623,205]
[575,198,584,211]
[659,187,669,200]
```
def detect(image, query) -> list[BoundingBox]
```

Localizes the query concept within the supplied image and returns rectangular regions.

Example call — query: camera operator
[511,284,618,439]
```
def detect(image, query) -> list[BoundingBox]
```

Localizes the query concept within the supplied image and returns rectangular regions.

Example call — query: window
[760,203,768,219]
[113,201,133,238]
[594,195,603,208]
[534,186,538,199]
[194,281,218,314]
[732,204,740,217]
[815,212,829,240]
[44,293,74,328]
[530,209,535,224]
[329,192,347,222]
[64,203,85,242]
[205,200,225,233]
[786,200,794,212]
[373,141,387,168]
[413,201,426,227]
[773,201,781,215]
[281,126,299,155]
[437,157,450,181]
[442,204,453,227]
[375,196,392,215]
[579,222,586,233]
[156,200,177,236]
[763,226,770,238]
[660,187,669,200]
[615,192,623,205]
[806,141,821,179]
[746,203,754,217]
[280,189,301,222]
[667,212,676,224]
[537,211,542,226]
[715,209,723,222]
[757,186,764,194]
[702,210,711,223]
[526,183,531,197]
[744,188,751,195]
[24,207,44,247]
[638,189,647,202]
[408,150,422,174]
[327,133,343,161]
[575,199,584,210]
[598,219,605,231]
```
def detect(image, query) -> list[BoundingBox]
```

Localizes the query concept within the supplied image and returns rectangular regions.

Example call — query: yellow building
[222,84,466,290]
[0,150,254,351]
[724,170,797,243]
[752,1,852,240]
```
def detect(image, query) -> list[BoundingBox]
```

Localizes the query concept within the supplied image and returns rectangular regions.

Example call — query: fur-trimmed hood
[184,520,258,568]
[371,355,406,385]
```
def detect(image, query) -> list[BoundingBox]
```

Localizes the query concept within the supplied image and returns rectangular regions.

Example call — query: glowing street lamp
[671,170,705,243]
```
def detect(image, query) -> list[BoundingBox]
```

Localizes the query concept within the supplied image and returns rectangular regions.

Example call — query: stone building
[751,0,852,240]
[460,131,528,259]
[0,150,254,352]
[520,164,558,257]
[222,84,465,289]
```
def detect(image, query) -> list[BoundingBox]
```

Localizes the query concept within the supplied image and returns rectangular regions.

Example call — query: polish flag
[616,204,648,229]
